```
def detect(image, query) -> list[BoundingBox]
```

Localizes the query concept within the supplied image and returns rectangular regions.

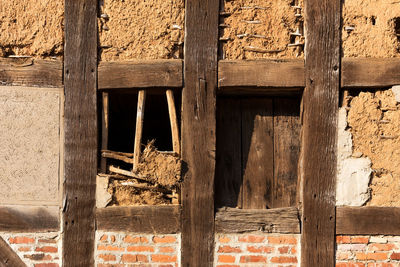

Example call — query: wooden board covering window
[215,97,301,209]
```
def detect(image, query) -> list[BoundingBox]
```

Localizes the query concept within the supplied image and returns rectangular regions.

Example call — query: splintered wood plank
[0,237,26,267]
[166,89,180,154]
[301,0,340,265]
[0,206,59,232]
[215,207,300,234]
[273,98,301,208]
[182,0,219,265]
[0,58,62,88]
[101,92,109,172]
[98,60,183,89]
[218,59,305,88]
[241,98,274,209]
[63,0,97,266]
[336,207,400,235]
[96,206,181,234]
[133,90,146,171]
[215,98,242,208]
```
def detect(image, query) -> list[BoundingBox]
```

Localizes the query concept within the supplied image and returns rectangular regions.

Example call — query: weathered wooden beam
[0,58,62,88]
[0,206,59,233]
[301,0,340,266]
[342,58,400,88]
[218,59,305,89]
[63,0,98,266]
[0,237,26,267]
[182,0,219,265]
[98,60,183,89]
[215,207,300,234]
[336,206,400,235]
[96,206,181,234]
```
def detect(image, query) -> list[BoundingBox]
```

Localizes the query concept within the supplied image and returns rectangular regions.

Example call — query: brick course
[214,234,300,266]
[0,232,61,267]
[95,231,181,267]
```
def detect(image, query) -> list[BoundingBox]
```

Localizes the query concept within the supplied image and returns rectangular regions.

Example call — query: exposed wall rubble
[0,0,64,58]
[220,0,304,59]
[342,0,400,57]
[338,88,400,206]
[98,0,185,61]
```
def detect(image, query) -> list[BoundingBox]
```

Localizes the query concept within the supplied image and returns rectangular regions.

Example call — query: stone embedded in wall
[337,107,372,206]
[98,0,185,61]
[0,0,64,57]
[0,86,61,205]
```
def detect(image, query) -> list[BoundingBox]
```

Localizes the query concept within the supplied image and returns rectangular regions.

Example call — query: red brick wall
[0,232,61,267]
[95,231,180,267]
[336,235,400,267]
[214,233,300,266]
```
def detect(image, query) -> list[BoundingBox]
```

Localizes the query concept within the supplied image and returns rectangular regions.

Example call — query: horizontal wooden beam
[0,205,59,232]
[215,207,300,234]
[218,59,305,89]
[98,60,183,89]
[336,206,400,235]
[0,58,62,88]
[96,205,181,234]
[342,58,400,88]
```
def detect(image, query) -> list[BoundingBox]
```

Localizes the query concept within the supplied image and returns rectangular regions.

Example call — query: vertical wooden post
[181,0,219,265]
[133,90,146,171]
[101,92,109,172]
[63,0,98,266]
[301,0,341,266]
[166,89,180,155]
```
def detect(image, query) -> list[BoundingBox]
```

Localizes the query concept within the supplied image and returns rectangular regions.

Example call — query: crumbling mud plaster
[347,88,400,206]
[0,86,62,205]
[0,0,64,58]
[337,108,372,206]
[220,0,304,60]
[99,0,185,61]
[342,0,400,57]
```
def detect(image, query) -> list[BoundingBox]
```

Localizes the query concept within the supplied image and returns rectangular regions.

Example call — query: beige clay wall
[0,0,64,57]
[99,0,185,61]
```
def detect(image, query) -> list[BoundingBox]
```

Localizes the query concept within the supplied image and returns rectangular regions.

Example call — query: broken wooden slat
[0,206,59,232]
[0,58,62,88]
[342,58,400,88]
[273,98,301,208]
[215,98,242,208]
[182,0,219,265]
[0,237,26,267]
[63,0,98,266]
[101,92,110,172]
[336,207,400,235]
[301,0,340,265]
[102,151,132,164]
[241,98,274,209]
[218,59,305,88]
[166,89,180,154]
[98,60,183,89]
[133,90,146,171]
[215,207,300,234]
[96,206,181,234]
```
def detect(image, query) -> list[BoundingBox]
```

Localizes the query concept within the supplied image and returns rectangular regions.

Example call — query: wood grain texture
[215,98,242,208]
[241,98,273,209]
[96,206,181,234]
[181,0,219,265]
[342,58,400,88]
[301,0,340,266]
[273,98,301,208]
[98,60,183,89]
[63,0,97,266]
[166,90,180,154]
[0,237,26,267]
[0,58,62,88]
[336,206,400,235]
[133,90,146,171]
[218,59,305,88]
[215,207,300,234]
[101,92,109,172]
[0,206,59,232]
